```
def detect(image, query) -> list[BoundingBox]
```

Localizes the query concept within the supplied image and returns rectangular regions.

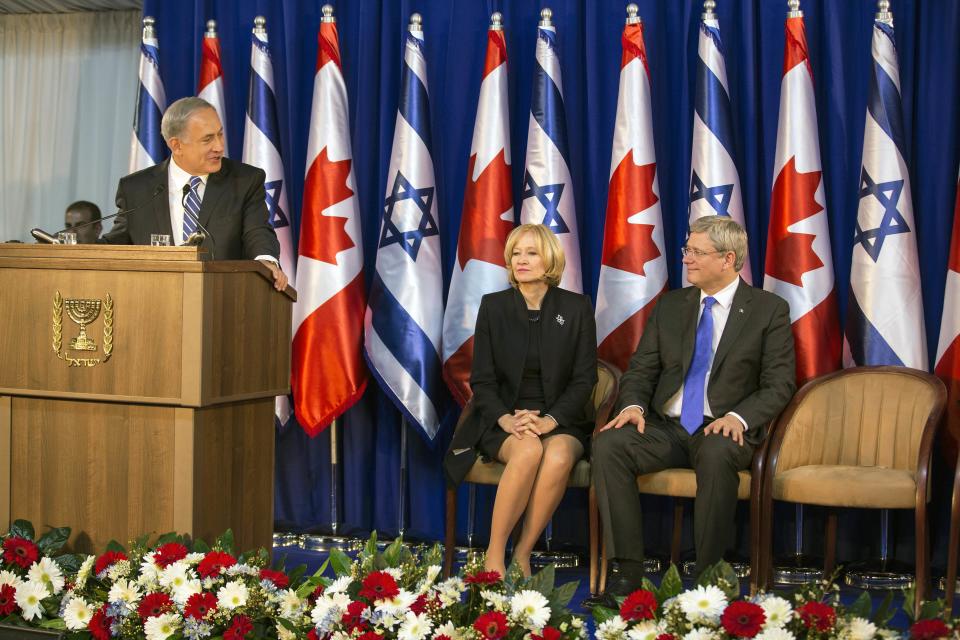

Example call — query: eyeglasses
[680,246,724,259]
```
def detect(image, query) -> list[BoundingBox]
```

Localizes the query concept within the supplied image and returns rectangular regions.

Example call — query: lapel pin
[555,314,565,326]
[738,308,744,313]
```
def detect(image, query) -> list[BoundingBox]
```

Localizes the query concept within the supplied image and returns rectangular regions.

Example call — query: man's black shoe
[604,559,646,597]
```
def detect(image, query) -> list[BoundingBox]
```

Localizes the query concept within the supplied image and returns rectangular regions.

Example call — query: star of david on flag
[522,172,568,234]
[364,17,446,441]
[843,12,926,370]
[264,179,290,229]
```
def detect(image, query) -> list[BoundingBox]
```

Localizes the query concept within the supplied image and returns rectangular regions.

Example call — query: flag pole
[330,417,339,535]
[399,417,408,538]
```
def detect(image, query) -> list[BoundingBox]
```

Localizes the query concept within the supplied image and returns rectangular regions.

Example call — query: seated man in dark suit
[101,96,287,291]
[593,215,795,593]
[64,200,102,244]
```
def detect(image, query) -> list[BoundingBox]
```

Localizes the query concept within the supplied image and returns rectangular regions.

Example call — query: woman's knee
[540,438,583,473]
[502,437,544,466]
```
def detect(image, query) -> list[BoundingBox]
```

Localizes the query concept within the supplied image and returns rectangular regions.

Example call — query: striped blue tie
[182,175,202,243]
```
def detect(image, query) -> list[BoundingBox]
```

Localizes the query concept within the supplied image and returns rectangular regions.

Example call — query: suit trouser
[592,414,755,575]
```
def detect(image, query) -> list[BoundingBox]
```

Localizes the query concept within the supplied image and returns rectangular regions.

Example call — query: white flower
[15,581,50,621]
[27,557,65,595]
[433,621,465,640]
[311,591,351,627]
[225,563,258,577]
[0,570,22,589]
[480,589,507,611]
[434,578,465,606]
[418,565,442,594]
[138,558,161,588]
[510,589,551,630]
[760,596,793,629]
[683,628,717,640]
[677,585,727,623]
[845,617,878,640]
[627,621,663,640]
[185,552,206,564]
[172,578,202,605]
[144,612,180,640]
[596,616,628,640]
[276,588,304,618]
[63,597,95,630]
[325,575,354,594]
[159,561,195,591]
[108,578,143,604]
[377,588,417,619]
[399,610,434,640]
[277,625,298,640]
[217,580,249,610]
[74,556,95,590]
[107,559,132,581]
[876,630,900,640]
[756,628,796,640]
[384,567,404,581]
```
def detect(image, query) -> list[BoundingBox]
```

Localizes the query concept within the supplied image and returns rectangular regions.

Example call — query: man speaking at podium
[101,96,287,291]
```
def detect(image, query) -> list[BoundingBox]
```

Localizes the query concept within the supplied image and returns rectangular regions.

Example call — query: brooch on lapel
[555,314,565,326]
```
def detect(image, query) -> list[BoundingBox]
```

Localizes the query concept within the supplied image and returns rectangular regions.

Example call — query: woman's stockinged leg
[484,436,544,577]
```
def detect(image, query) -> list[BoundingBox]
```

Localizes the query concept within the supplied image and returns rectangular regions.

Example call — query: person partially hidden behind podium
[593,216,795,594]
[100,96,287,291]
[444,224,597,579]
[64,200,102,243]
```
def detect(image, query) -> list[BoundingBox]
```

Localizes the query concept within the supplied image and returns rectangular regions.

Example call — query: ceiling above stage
[0,0,141,13]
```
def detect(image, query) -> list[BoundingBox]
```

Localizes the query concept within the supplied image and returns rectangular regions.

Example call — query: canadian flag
[441,16,513,406]
[762,8,840,384]
[290,10,367,435]
[595,7,667,373]
[935,171,960,462]
[197,20,229,157]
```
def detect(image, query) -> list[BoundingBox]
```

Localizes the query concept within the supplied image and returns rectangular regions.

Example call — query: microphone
[181,183,217,260]
[31,184,167,244]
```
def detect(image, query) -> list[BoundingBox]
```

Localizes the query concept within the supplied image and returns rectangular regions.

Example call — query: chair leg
[444,486,457,578]
[824,510,837,579]
[670,501,684,567]
[589,486,599,595]
[947,468,960,616]
[915,502,930,618]
[749,493,760,595]
[600,536,608,594]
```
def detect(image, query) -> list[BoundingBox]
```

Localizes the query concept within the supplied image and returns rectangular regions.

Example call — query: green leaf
[9,519,35,540]
[901,585,917,622]
[36,526,70,555]
[276,617,298,632]
[847,591,873,620]
[872,591,895,627]
[193,538,211,553]
[106,539,126,553]
[39,618,67,630]
[56,553,85,574]
[549,580,578,609]
[216,529,235,555]
[658,564,683,603]
[329,547,353,577]
[155,532,179,546]
[592,604,619,624]
[696,561,739,601]
[383,538,404,567]
[917,598,945,622]
[526,564,556,598]
[365,532,379,559]
[287,564,307,587]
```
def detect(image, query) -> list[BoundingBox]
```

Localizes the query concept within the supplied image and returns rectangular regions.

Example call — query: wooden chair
[443,360,620,595]
[758,366,946,613]
[596,435,771,595]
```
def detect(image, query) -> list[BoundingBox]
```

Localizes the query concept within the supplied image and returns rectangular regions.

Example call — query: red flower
[224,614,254,640]
[138,592,174,620]
[474,611,510,640]
[260,568,290,588]
[435,636,452,640]
[94,550,128,576]
[533,627,562,640]
[88,605,112,640]
[152,542,188,568]
[620,589,657,621]
[656,635,675,640]
[410,594,429,615]
[184,592,218,620]
[358,571,399,601]
[197,551,236,578]
[721,601,766,638]
[465,570,502,585]
[307,630,320,640]
[2,537,39,569]
[308,583,326,603]
[0,584,18,615]
[342,600,369,633]
[797,601,837,632]
[356,632,384,640]
[910,619,952,640]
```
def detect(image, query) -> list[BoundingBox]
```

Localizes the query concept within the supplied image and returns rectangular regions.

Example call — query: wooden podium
[0,245,294,554]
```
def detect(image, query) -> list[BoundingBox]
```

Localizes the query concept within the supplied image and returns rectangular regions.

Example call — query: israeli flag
[687,10,751,283]
[241,17,297,422]
[519,10,582,293]
[128,16,166,173]
[844,11,926,369]
[364,16,445,440]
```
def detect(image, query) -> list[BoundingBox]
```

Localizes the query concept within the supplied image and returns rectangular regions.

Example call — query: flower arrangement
[590,563,950,640]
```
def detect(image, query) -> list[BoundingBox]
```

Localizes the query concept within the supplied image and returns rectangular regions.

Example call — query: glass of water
[57,231,77,245]
[150,234,172,246]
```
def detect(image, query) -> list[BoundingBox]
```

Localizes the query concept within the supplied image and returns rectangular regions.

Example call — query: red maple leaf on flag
[458,150,513,270]
[601,153,660,275]
[766,156,824,287]
[300,147,356,265]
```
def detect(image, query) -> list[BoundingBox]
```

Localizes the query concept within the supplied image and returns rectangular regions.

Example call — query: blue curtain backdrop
[139,0,960,559]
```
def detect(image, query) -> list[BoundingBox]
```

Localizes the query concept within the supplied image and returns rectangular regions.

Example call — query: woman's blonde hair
[503,223,565,288]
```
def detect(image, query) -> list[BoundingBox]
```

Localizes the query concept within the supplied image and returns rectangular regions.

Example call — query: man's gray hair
[689,216,748,271]
[161,97,216,142]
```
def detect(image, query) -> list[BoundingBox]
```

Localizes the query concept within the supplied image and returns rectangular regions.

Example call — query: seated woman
[444,223,598,578]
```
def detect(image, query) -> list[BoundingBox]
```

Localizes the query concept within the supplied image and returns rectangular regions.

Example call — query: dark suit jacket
[101,158,280,260]
[616,278,795,445]
[444,286,598,485]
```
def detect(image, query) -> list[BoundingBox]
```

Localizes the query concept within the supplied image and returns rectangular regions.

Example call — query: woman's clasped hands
[497,409,558,439]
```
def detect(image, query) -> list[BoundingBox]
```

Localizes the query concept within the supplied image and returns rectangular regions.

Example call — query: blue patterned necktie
[680,296,718,434]
[182,175,203,242]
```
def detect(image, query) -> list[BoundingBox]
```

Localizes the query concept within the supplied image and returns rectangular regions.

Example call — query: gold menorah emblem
[52,291,114,367]
[64,298,101,351]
